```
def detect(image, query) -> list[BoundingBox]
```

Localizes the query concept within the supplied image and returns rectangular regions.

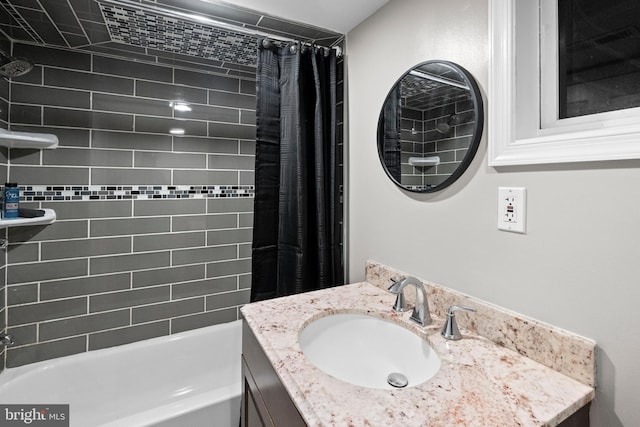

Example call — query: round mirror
[377,60,484,192]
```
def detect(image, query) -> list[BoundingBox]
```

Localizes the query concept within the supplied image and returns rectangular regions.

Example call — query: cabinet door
[243,376,271,427]
[242,357,275,427]
[242,321,306,427]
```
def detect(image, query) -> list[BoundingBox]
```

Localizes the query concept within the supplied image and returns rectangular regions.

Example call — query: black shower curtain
[250,40,343,302]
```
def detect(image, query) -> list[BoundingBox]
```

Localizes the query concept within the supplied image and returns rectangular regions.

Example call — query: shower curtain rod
[98,0,343,56]
[409,70,469,90]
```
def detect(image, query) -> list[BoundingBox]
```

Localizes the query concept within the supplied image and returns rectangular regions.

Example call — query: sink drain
[387,372,408,388]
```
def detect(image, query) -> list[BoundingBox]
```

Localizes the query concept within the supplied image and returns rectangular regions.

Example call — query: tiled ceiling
[401,64,472,110]
[0,0,343,70]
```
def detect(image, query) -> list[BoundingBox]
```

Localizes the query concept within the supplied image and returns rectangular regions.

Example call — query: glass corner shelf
[408,156,441,167]
[0,129,59,149]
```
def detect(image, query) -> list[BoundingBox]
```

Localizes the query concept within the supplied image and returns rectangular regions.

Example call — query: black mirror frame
[376,60,484,193]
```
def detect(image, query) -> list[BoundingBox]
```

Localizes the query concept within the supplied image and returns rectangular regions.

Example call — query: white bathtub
[0,320,242,427]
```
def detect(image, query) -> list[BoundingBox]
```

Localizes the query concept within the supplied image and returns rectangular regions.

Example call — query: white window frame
[489,0,640,166]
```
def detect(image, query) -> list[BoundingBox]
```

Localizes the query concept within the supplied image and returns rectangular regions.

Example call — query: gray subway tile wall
[41,236,133,260]
[14,127,90,148]
[88,321,169,352]
[9,104,42,125]
[133,265,206,288]
[3,41,256,368]
[399,95,475,189]
[91,130,172,151]
[171,307,236,334]
[94,57,173,82]
[40,273,132,300]
[10,166,90,185]
[44,67,135,94]
[43,147,134,167]
[6,283,38,305]
[39,310,131,341]
[7,336,87,368]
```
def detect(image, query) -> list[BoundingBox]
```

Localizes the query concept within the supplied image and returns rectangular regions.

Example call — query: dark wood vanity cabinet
[241,320,306,427]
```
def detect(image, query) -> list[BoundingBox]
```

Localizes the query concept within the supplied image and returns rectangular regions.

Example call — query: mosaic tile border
[13,185,254,202]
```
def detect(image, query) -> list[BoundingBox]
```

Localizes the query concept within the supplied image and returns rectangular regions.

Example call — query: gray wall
[4,42,255,368]
[347,0,637,426]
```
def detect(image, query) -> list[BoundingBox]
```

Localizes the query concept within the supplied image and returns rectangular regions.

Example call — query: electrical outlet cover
[497,187,526,233]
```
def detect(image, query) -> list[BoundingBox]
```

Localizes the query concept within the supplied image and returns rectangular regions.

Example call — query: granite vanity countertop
[240,281,595,427]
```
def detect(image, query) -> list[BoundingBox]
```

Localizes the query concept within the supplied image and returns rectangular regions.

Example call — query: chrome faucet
[0,334,14,347]
[388,276,432,326]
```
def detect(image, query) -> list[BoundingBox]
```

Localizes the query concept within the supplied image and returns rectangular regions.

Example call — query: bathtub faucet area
[0,334,14,347]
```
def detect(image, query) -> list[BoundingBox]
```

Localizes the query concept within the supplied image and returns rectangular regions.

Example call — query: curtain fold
[251,41,343,302]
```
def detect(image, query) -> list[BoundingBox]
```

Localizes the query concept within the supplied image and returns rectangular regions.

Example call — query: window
[489,0,640,166]
[558,0,640,119]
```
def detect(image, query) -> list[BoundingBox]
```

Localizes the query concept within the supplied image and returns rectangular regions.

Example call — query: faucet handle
[441,305,476,340]
[387,277,401,293]
[388,278,408,312]
[0,334,14,347]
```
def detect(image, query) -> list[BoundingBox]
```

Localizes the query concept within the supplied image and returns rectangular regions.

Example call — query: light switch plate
[497,187,526,233]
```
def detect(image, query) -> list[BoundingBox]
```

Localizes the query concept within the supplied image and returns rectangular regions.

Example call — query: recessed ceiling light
[169,102,192,112]
[169,128,185,135]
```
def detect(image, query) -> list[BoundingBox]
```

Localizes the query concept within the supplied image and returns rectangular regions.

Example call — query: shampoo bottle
[3,183,19,219]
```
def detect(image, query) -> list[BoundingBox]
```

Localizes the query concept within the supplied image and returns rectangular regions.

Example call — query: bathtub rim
[0,319,242,387]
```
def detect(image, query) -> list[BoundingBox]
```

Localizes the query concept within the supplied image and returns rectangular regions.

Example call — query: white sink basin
[299,313,441,389]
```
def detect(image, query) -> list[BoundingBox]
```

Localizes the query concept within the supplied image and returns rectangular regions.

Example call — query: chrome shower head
[0,50,33,78]
[436,114,456,134]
